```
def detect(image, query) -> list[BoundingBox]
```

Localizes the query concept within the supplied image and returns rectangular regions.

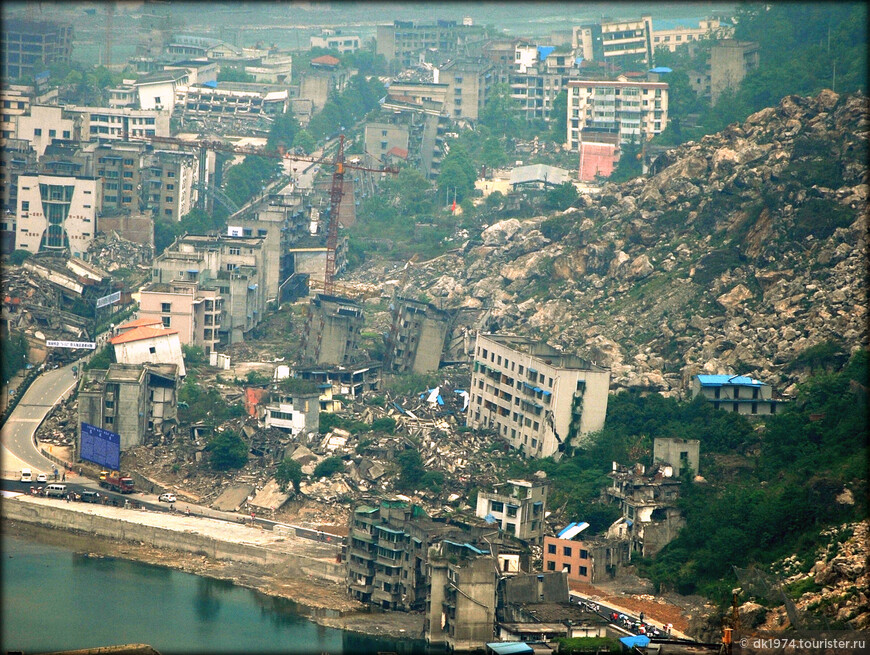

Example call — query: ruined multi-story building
[262,380,321,436]
[138,280,223,355]
[384,296,450,375]
[475,478,549,545]
[225,191,312,303]
[151,234,268,346]
[467,333,611,458]
[301,293,364,366]
[604,461,685,559]
[77,362,179,450]
[376,19,486,70]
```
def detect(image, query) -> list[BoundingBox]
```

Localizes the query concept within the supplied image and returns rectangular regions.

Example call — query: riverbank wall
[2,495,345,584]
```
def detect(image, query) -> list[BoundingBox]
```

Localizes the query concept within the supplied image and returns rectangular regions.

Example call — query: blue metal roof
[697,374,763,387]
[486,643,534,655]
[649,66,673,73]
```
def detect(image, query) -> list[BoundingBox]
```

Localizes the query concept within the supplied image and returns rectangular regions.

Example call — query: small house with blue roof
[691,374,783,416]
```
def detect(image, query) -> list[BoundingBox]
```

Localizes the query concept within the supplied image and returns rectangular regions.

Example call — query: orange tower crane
[139,134,396,294]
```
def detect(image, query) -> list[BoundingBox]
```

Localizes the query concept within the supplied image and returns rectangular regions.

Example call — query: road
[1,362,78,476]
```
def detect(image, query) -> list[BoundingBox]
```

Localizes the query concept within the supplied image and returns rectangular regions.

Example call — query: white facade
[135,79,180,112]
[70,106,171,141]
[567,77,669,149]
[13,105,79,156]
[475,479,548,544]
[310,31,360,53]
[467,334,610,458]
[15,174,101,257]
[244,54,293,84]
[514,43,538,73]
[264,400,309,435]
[111,328,187,378]
[652,18,731,53]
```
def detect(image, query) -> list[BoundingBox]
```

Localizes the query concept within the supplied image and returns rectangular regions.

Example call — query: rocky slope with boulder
[371,90,867,399]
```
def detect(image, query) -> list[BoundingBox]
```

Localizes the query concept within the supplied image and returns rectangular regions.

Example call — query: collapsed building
[467,333,611,459]
[77,362,179,450]
[383,295,450,375]
[300,293,364,366]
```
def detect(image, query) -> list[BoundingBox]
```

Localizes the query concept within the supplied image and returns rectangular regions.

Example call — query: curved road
[2,362,78,477]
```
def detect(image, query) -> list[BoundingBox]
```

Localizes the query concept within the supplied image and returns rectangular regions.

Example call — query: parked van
[20,468,32,483]
[44,483,67,498]
[81,491,100,503]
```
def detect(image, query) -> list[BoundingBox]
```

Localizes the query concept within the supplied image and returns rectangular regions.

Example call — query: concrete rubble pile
[85,232,154,275]
[348,90,869,397]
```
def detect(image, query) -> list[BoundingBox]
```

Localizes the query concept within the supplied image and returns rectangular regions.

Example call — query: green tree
[1,332,29,384]
[396,448,425,490]
[206,432,249,471]
[8,249,32,266]
[182,345,206,367]
[313,456,344,478]
[480,83,522,138]
[217,67,255,83]
[275,457,303,493]
[437,144,477,203]
[550,89,568,144]
[543,181,579,211]
[266,111,301,152]
[371,416,396,433]
[609,140,643,183]
[291,128,316,154]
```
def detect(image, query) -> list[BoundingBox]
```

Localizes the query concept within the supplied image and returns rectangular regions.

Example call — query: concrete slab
[211,483,255,512]
[249,478,291,511]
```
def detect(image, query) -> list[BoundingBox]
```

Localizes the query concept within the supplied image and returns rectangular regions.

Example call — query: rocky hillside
[369,90,867,396]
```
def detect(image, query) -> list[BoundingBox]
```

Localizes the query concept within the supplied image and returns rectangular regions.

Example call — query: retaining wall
[3,499,344,583]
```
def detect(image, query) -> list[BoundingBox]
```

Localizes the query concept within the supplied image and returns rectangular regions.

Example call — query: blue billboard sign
[80,422,121,470]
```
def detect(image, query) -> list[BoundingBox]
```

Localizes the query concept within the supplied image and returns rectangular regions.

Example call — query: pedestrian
[639,611,644,623]
[62,472,65,481]
[186,508,190,516]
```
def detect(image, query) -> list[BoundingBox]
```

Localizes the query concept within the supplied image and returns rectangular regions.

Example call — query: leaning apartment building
[467,333,610,458]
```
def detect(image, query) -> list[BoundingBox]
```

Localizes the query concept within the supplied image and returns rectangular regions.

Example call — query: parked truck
[99,470,135,494]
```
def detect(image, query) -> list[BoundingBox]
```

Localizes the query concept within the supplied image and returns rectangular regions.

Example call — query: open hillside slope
[391,90,868,396]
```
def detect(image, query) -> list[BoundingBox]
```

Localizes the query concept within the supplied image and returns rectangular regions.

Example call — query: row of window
[546,561,588,576]
[547,543,589,558]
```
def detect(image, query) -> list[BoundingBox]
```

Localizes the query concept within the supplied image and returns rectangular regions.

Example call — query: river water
[2,533,426,654]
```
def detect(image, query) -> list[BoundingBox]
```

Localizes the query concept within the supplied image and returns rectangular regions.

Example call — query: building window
[160,317,170,328]
[547,544,556,554]
[229,247,240,255]
[547,561,556,571]
[562,564,571,574]
[563,546,572,557]
[580,549,588,559]
[34,128,42,136]
[161,302,171,312]
[507,505,518,518]
[21,201,29,211]
[49,129,56,137]
[579,566,588,576]
[490,501,504,513]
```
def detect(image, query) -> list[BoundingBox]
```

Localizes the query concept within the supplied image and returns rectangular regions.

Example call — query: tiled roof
[110,326,179,345]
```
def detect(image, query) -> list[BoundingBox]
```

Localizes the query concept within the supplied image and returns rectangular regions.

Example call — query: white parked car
[36,473,48,483]
[158,493,176,503]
